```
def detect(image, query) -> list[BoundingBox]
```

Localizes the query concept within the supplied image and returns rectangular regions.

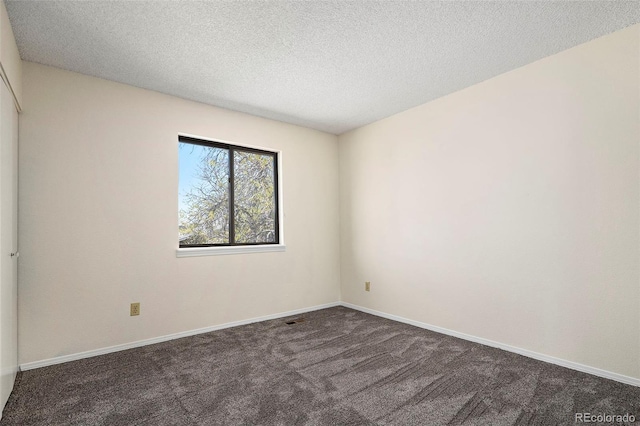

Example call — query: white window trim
[176,133,285,258]
[176,244,286,257]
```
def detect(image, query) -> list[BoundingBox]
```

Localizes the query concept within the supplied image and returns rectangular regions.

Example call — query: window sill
[176,244,286,258]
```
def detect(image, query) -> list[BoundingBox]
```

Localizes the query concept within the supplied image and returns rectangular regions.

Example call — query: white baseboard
[340,302,640,388]
[19,300,640,388]
[19,301,341,371]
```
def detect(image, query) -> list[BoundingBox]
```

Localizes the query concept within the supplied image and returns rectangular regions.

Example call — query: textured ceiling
[5,1,640,134]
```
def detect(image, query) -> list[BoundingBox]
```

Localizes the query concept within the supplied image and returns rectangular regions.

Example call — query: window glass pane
[179,142,230,244]
[233,150,276,243]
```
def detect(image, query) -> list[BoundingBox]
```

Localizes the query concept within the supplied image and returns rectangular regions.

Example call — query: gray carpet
[2,306,639,425]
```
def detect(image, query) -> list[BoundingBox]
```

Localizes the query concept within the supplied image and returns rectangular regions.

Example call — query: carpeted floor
[1,306,639,425]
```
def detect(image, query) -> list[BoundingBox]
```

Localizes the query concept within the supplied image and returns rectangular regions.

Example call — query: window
[178,136,280,250]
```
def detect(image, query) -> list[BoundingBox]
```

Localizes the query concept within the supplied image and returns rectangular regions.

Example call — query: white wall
[18,62,340,365]
[339,25,640,379]
[16,22,640,383]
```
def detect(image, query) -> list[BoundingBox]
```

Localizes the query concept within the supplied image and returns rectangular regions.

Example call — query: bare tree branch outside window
[179,138,277,246]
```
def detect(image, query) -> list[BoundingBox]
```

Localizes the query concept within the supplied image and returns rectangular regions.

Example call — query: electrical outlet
[130,302,140,316]
[365,282,370,292]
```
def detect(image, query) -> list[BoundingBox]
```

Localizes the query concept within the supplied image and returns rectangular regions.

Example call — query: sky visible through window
[178,143,208,212]
[179,138,277,245]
